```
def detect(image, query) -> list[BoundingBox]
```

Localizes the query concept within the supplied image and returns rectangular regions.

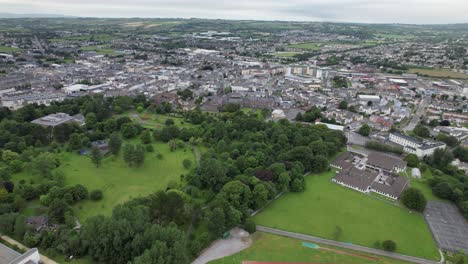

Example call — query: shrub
[382,240,396,252]
[183,159,192,169]
[244,218,256,234]
[90,190,103,201]
[401,187,427,212]
[146,145,154,152]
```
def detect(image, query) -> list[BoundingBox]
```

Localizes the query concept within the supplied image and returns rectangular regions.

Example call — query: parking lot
[424,201,468,252]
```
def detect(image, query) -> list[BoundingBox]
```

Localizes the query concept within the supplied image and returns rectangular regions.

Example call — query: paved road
[403,96,430,131]
[257,226,441,264]
[1,235,57,264]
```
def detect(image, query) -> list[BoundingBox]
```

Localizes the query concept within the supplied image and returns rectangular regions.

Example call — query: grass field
[63,141,194,220]
[272,52,299,57]
[127,112,193,130]
[254,171,440,260]
[13,141,194,221]
[79,45,120,56]
[287,42,322,50]
[49,34,116,42]
[210,232,410,264]
[377,34,416,39]
[408,68,468,79]
[0,45,20,52]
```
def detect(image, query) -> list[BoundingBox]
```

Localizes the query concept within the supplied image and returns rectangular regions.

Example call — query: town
[0,17,467,264]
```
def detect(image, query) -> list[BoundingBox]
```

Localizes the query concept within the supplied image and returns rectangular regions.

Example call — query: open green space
[404,167,443,201]
[408,68,468,79]
[13,141,194,221]
[210,232,409,264]
[49,34,116,42]
[254,171,440,260]
[0,45,21,53]
[126,112,194,130]
[272,52,299,57]
[287,42,322,50]
[79,45,120,56]
[376,34,416,39]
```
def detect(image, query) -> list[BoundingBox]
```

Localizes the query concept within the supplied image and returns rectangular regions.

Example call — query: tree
[382,240,397,252]
[109,133,122,155]
[123,144,135,166]
[252,184,268,209]
[133,145,145,167]
[333,225,343,240]
[244,218,256,234]
[90,190,103,200]
[69,133,82,150]
[404,154,419,167]
[453,146,468,162]
[208,207,226,237]
[85,113,97,129]
[140,130,152,144]
[413,124,430,138]
[219,180,252,213]
[436,133,459,147]
[183,159,192,169]
[338,100,348,110]
[90,146,103,168]
[358,124,371,137]
[401,188,427,212]
[48,198,70,224]
[32,152,57,177]
[432,182,453,200]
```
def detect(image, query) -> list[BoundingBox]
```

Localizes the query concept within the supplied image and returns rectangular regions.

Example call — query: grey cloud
[0,0,467,23]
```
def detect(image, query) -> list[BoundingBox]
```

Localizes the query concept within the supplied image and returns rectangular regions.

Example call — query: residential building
[389,133,446,158]
[31,113,85,127]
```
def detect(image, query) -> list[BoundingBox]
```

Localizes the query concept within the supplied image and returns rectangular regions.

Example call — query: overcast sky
[1,0,467,24]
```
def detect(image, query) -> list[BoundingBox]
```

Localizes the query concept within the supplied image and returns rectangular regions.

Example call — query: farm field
[272,52,299,57]
[408,68,468,79]
[14,141,194,221]
[287,42,322,50]
[376,34,416,39]
[210,232,409,264]
[49,34,116,42]
[79,45,120,56]
[254,171,440,260]
[0,45,21,52]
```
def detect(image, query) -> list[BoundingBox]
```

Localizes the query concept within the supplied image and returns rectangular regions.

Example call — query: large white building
[389,133,446,158]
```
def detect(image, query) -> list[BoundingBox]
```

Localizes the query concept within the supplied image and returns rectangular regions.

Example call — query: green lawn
[254,171,440,260]
[62,141,194,220]
[13,141,194,221]
[127,112,193,130]
[0,45,20,52]
[405,168,443,201]
[210,232,409,264]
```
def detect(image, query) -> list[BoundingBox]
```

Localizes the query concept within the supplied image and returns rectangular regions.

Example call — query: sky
[0,0,467,24]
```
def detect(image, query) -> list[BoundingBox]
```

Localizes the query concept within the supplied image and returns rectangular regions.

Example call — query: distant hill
[0,13,72,18]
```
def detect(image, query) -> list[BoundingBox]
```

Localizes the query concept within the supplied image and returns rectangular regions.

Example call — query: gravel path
[192,228,252,264]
